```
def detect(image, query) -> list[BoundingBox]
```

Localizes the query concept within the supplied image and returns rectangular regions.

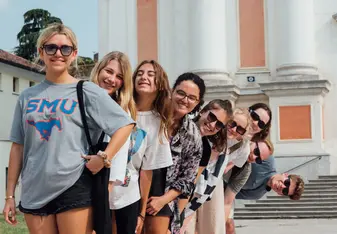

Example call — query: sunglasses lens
[237,127,246,135]
[282,188,289,196]
[215,122,225,130]
[60,45,73,56]
[44,44,57,55]
[258,121,266,129]
[284,179,291,187]
[208,112,217,122]
[255,157,262,164]
[254,148,260,156]
[228,121,236,128]
[250,111,260,121]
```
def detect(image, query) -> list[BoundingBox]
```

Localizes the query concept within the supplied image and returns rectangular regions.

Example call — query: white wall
[313,0,337,174]
[158,0,192,85]
[98,0,138,69]
[0,63,44,209]
[97,0,337,176]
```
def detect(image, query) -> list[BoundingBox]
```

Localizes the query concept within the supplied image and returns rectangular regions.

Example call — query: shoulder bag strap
[229,140,243,154]
[76,80,93,148]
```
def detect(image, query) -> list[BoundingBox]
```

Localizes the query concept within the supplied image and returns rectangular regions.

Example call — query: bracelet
[5,196,15,200]
[139,214,145,221]
[97,151,112,168]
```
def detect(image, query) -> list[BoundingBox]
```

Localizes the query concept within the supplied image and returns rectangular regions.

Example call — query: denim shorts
[19,167,93,216]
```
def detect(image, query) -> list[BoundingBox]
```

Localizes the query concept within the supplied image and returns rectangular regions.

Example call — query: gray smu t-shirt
[10,80,134,209]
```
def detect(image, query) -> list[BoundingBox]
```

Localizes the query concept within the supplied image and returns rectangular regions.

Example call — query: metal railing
[282,155,326,173]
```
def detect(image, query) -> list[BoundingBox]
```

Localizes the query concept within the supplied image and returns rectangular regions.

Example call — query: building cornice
[259,79,331,97]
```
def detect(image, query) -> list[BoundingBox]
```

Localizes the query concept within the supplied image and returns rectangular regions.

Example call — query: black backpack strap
[76,80,93,148]
[98,132,105,144]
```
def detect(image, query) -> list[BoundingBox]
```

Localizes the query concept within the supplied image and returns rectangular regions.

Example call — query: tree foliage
[14,9,62,61]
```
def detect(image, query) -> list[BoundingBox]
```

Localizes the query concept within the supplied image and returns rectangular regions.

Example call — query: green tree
[74,56,96,78]
[14,9,62,61]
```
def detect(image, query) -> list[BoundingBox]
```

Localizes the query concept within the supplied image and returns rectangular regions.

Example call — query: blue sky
[0,0,98,58]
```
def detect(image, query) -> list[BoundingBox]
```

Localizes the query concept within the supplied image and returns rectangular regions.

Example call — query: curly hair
[289,174,305,200]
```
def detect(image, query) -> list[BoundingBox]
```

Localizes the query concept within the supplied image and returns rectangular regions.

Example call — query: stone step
[305,186,337,190]
[306,181,337,186]
[304,190,337,194]
[235,214,337,220]
[319,175,337,180]
[236,206,337,212]
[256,198,337,203]
[305,184,337,188]
[245,202,337,207]
[309,179,337,183]
[267,194,337,199]
[235,210,337,216]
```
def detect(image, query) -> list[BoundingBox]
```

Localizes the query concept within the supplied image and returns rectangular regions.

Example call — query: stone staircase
[235,175,337,219]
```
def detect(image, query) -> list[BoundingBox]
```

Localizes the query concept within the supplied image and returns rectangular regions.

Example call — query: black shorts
[113,200,140,234]
[146,168,173,217]
[19,167,93,216]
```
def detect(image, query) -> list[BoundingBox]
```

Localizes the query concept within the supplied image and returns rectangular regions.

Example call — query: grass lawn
[0,214,29,234]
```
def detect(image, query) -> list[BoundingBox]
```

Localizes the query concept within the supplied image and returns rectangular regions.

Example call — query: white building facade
[0,50,44,209]
[98,0,337,180]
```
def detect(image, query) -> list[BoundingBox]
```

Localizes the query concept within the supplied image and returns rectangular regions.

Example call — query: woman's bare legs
[144,216,170,234]
[57,207,93,234]
[24,214,58,234]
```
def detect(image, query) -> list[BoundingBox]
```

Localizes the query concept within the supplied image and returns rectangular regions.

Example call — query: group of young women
[2,24,272,234]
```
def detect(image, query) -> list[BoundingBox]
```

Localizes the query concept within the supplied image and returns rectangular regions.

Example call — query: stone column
[189,0,238,103]
[275,0,318,78]
[98,0,138,68]
[189,0,232,84]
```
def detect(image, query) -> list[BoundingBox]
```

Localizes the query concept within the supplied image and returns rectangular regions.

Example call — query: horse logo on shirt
[121,127,147,187]
[27,118,62,141]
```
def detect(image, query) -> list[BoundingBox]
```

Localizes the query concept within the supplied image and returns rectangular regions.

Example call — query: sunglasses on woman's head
[253,142,262,164]
[41,44,74,56]
[228,120,247,135]
[282,177,291,196]
[207,112,225,130]
[249,109,267,129]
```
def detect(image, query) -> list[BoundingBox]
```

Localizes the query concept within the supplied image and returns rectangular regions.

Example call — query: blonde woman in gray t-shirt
[2,24,135,234]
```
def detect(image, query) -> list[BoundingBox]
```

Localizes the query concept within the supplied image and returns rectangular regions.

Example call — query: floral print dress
[165,115,203,233]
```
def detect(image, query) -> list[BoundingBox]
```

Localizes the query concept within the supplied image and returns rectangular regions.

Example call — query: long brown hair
[90,51,137,120]
[133,60,172,141]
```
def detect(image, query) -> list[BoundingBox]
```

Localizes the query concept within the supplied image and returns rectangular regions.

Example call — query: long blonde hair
[35,23,78,72]
[90,51,137,120]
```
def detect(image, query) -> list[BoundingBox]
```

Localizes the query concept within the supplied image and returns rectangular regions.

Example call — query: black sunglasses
[249,109,267,129]
[207,112,225,130]
[42,44,75,56]
[253,142,262,164]
[282,177,291,196]
[228,120,247,135]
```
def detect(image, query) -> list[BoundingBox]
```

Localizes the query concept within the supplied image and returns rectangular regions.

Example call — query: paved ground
[235,219,337,234]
